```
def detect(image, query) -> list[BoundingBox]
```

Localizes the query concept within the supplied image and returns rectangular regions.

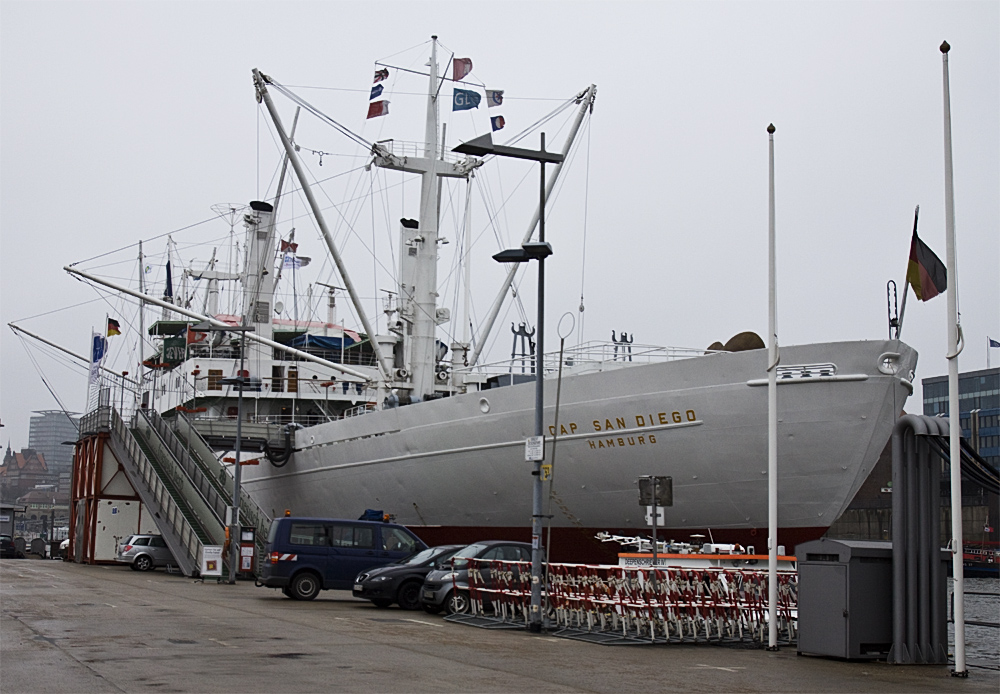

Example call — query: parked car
[1,535,21,559]
[420,540,532,615]
[353,544,465,610]
[259,516,427,601]
[115,534,175,571]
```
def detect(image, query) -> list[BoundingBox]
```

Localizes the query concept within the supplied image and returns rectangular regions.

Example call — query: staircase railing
[105,407,201,576]
[134,409,225,545]
[170,412,273,555]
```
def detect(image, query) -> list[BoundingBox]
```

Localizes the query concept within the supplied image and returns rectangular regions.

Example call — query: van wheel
[396,581,422,611]
[445,590,470,615]
[290,572,321,601]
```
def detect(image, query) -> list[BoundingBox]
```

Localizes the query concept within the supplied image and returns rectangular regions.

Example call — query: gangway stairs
[162,411,273,561]
[103,408,209,577]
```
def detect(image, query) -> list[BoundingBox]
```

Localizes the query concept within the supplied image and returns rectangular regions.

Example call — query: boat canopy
[287,333,356,350]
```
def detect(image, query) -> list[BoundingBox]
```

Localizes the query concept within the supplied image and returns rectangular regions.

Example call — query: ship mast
[370,36,481,400]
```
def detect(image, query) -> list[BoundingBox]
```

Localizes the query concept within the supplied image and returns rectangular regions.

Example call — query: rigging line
[268,79,371,150]
[68,215,221,267]
[305,149,398,283]
[578,118,592,347]
[375,38,433,64]
[257,98,261,199]
[11,296,109,324]
[17,333,81,419]
[372,62,486,90]
[370,172,378,334]
[285,84,567,102]
[502,97,576,148]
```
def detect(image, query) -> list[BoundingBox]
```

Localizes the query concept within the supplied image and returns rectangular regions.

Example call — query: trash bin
[796,539,894,659]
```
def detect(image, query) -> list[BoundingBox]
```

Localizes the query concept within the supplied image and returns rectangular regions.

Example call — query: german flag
[107,318,122,337]
[906,231,947,301]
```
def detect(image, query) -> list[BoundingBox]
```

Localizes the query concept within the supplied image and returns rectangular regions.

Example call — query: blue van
[258,516,426,600]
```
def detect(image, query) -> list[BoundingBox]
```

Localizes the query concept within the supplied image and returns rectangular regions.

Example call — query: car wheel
[445,590,470,615]
[396,581,423,611]
[128,561,139,571]
[281,586,292,598]
[290,572,321,601]
[422,603,443,615]
[133,555,154,572]
[371,599,393,608]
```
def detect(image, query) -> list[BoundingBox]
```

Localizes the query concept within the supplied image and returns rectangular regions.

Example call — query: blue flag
[453,89,481,111]
[92,334,107,363]
[370,84,383,100]
[990,337,1000,348]
[491,115,505,132]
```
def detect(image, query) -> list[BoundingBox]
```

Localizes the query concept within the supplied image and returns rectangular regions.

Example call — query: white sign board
[525,436,544,461]
[644,506,665,525]
[200,545,224,577]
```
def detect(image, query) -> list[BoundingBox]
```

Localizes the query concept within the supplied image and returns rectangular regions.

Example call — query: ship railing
[344,403,377,418]
[103,407,202,576]
[271,347,379,368]
[459,341,722,379]
[374,138,468,164]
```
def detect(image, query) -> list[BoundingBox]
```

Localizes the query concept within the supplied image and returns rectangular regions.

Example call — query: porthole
[479,398,490,414]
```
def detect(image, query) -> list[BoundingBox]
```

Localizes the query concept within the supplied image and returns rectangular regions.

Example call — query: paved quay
[2,559,996,693]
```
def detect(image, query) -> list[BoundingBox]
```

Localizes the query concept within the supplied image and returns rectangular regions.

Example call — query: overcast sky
[1,1,997,447]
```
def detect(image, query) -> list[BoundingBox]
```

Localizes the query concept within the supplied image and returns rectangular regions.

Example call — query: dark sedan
[353,544,465,610]
[420,540,532,615]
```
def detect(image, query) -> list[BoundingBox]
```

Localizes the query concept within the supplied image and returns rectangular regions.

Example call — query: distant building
[826,367,998,543]
[0,447,57,502]
[28,410,79,490]
[922,367,999,468]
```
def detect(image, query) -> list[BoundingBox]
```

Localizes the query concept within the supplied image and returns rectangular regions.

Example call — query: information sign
[525,436,544,461]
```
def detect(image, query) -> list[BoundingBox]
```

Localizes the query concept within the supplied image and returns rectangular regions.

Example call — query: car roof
[279,516,404,526]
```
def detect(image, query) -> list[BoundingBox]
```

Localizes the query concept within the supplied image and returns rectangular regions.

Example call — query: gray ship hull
[242,339,916,557]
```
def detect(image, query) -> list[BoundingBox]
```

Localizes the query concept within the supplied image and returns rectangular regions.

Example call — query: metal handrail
[171,411,272,551]
[135,409,226,542]
[105,408,201,575]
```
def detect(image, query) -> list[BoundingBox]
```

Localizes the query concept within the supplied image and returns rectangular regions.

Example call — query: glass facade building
[922,367,999,467]
[27,410,80,479]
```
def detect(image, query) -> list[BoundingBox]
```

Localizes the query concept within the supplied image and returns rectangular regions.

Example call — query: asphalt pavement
[2,559,996,693]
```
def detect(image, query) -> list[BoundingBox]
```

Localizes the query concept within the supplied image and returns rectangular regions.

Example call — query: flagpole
[896,206,918,339]
[138,240,145,407]
[766,123,779,651]
[941,40,967,678]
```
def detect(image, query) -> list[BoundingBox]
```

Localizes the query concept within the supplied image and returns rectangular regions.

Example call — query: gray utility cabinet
[796,539,894,659]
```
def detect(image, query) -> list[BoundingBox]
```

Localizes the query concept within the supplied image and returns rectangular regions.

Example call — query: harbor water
[950,577,1000,669]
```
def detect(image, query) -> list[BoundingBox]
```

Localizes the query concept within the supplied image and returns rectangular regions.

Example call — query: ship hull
[242,339,916,562]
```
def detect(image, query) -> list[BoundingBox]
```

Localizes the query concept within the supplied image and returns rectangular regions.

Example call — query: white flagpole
[941,40,967,678]
[766,123,779,651]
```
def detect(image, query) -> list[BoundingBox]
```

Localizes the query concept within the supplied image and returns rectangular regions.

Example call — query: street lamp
[456,132,564,633]
[192,321,254,584]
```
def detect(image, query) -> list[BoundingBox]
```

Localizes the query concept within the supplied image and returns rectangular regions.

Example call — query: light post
[456,132,564,633]
[120,371,129,414]
[193,321,254,584]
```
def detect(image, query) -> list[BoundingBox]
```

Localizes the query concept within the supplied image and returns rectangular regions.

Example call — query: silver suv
[116,534,175,571]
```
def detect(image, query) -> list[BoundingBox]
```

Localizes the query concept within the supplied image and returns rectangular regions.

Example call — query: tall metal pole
[230,340,246,585]
[529,134,546,633]
[766,123,779,651]
[940,40,966,677]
